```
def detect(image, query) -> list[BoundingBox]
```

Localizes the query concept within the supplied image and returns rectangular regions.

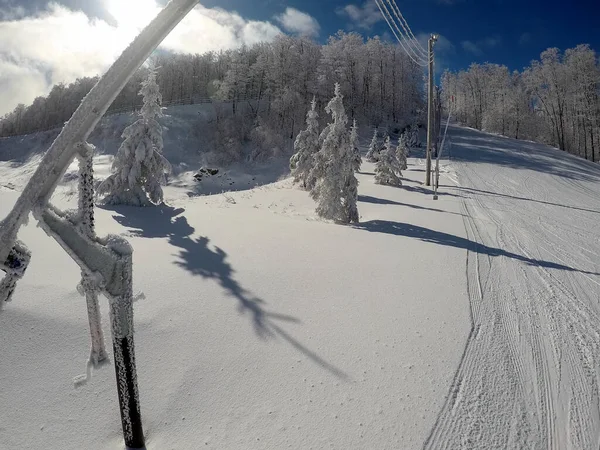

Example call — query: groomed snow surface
[2,123,600,449]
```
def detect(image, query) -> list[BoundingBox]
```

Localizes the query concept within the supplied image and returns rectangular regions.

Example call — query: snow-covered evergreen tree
[349,119,361,172]
[407,124,419,148]
[290,97,320,189]
[396,133,408,170]
[375,135,402,186]
[310,83,359,223]
[98,70,171,206]
[365,128,380,162]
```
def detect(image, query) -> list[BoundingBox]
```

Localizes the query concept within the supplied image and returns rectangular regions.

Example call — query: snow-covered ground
[426,125,600,449]
[2,123,600,449]
[0,127,469,449]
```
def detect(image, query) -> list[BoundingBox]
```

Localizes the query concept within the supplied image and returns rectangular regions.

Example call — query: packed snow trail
[426,125,600,449]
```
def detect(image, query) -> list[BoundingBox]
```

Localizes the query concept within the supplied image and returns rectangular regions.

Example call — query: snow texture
[0,144,471,449]
[98,70,171,207]
[374,135,402,187]
[289,97,320,189]
[310,83,359,223]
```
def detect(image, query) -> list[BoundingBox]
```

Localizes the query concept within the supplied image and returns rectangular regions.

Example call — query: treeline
[0,32,425,157]
[442,45,600,162]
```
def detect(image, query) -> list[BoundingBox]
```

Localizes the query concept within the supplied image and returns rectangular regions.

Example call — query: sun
[106,0,160,32]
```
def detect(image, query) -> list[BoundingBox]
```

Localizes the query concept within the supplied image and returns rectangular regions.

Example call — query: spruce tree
[365,128,380,162]
[98,70,171,206]
[396,133,408,171]
[290,97,320,189]
[310,83,359,223]
[374,135,402,186]
[350,119,361,172]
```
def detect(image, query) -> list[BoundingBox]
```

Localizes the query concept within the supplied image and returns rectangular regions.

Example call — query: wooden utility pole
[425,34,437,186]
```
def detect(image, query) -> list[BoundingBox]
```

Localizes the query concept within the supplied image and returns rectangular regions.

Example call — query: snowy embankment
[0,130,470,449]
[0,103,290,199]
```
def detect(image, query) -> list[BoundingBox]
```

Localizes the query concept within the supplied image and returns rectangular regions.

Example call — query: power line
[375,0,428,65]
[385,0,429,59]
[374,0,429,67]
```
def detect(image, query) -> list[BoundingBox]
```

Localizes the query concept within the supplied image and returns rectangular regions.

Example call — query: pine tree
[349,119,361,172]
[310,83,359,223]
[365,128,380,162]
[408,124,419,148]
[98,70,171,206]
[375,135,402,186]
[290,97,320,189]
[396,133,408,170]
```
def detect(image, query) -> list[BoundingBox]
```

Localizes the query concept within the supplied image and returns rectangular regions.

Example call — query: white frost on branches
[375,135,402,186]
[365,129,380,162]
[310,83,359,224]
[350,119,361,172]
[290,97,320,189]
[98,70,171,206]
[396,133,408,171]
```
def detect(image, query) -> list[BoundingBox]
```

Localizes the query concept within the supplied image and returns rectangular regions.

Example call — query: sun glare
[106,0,159,32]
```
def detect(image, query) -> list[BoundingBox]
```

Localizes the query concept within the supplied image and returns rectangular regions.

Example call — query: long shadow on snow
[440,184,600,215]
[355,219,599,276]
[358,195,462,216]
[103,204,348,379]
[449,125,600,183]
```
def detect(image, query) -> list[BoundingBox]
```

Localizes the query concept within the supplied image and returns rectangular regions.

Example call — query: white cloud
[274,7,319,37]
[0,0,283,116]
[461,36,502,56]
[336,0,382,29]
[462,40,482,56]
[518,32,531,46]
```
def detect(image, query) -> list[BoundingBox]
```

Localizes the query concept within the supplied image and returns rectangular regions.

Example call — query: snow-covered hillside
[2,124,600,449]
[0,103,292,198]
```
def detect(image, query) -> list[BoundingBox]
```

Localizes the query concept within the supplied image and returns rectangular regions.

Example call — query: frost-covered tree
[310,83,359,223]
[375,135,402,186]
[290,97,320,188]
[365,129,380,162]
[349,119,361,172]
[407,124,419,148]
[98,70,171,206]
[396,133,408,170]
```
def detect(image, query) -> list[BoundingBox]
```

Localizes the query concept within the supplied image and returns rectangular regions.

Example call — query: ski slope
[426,125,600,449]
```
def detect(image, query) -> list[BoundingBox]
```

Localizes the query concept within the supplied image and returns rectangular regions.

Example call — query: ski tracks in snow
[425,126,600,450]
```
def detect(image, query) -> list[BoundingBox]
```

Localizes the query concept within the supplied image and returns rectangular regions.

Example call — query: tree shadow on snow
[358,195,462,216]
[354,219,600,276]
[402,185,464,198]
[105,204,348,379]
[440,185,600,215]
[449,125,600,183]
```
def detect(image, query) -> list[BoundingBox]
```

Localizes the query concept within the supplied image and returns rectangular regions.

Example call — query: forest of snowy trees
[442,44,600,163]
[0,32,424,163]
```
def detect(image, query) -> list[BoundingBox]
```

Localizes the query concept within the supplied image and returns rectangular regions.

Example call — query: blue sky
[0,0,598,114]
[200,0,600,73]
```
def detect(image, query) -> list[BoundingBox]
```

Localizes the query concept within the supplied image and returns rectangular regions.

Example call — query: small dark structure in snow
[194,167,219,181]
